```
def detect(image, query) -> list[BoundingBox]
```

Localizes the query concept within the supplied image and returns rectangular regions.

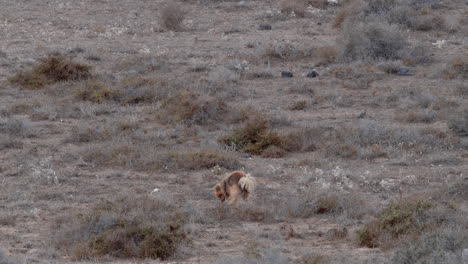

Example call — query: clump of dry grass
[219,117,284,155]
[279,0,307,17]
[160,1,186,31]
[337,20,409,62]
[9,55,91,89]
[82,141,241,172]
[357,187,467,250]
[335,0,447,32]
[447,107,468,137]
[441,53,468,80]
[75,79,120,103]
[51,196,189,260]
[357,198,434,248]
[159,91,230,125]
[314,45,337,66]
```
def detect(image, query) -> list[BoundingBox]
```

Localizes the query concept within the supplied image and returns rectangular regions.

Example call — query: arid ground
[0,0,467,263]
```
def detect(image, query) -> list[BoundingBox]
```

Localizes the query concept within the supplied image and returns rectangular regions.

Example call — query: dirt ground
[0,0,467,263]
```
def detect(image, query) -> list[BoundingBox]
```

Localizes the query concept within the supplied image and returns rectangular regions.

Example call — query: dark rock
[281,71,293,78]
[357,112,366,119]
[259,23,272,30]
[397,68,414,76]
[306,71,319,78]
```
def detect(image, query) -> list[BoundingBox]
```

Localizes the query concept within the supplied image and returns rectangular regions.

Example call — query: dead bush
[9,55,91,89]
[82,141,240,172]
[156,149,241,171]
[219,117,284,155]
[337,20,408,62]
[261,146,286,158]
[391,228,468,264]
[396,110,436,123]
[288,100,307,111]
[314,45,337,66]
[0,116,38,138]
[279,0,307,17]
[160,2,186,31]
[335,0,446,32]
[442,53,468,80]
[159,91,230,125]
[356,194,465,249]
[75,79,121,103]
[51,196,189,260]
[0,138,23,150]
[64,126,110,144]
[447,107,468,137]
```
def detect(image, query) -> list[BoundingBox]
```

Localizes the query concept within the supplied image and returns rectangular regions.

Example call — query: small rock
[306,71,319,78]
[397,68,414,76]
[281,71,293,78]
[259,23,272,30]
[357,112,366,119]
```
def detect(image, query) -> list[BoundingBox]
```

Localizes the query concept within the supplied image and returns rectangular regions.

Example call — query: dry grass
[314,45,337,66]
[51,196,189,260]
[442,53,468,80]
[279,0,307,17]
[160,1,186,31]
[75,79,120,103]
[219,117,284,155]
[159,91,230,125]
[357,186,467,250]
[9,55,91,89]
[447,107,468,137]
[337,20,409,62]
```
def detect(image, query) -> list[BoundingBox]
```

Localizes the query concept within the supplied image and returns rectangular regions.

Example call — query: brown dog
[214,171,256,204]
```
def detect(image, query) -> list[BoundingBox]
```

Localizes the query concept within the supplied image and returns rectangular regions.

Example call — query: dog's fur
[214,171,256,204]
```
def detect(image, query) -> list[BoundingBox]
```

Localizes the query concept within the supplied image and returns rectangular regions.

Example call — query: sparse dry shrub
[447,107,468,137]
[377,60,403,74]
[262,41,313,61]
[82,142,240,172]
[335,0,446,32]
[288,100,307,111]
[160,1,186,31]
[0,116,38,138]
[337,20,408,62]
[391,228,468,264]
[0,138,23,150]
[75,79,120,103]
[442,53,468,80]
[261,145,286,158]
[297,253,327,264]
[156,149,241,171]
[357,198,434,248]
[279,0,307,17]
[51,196,189,260]
[396,110,436,123]
[159,90,230,125]
[314,45,337,66]
[9,55,91,89]
[219,117,284,155]
[216,244,290,264]
[64,126,110,144]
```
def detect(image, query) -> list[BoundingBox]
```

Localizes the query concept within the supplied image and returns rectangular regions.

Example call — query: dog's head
[214,184,226,202]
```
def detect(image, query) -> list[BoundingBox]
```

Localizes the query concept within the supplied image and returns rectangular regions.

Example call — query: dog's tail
[238,173,256,194]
